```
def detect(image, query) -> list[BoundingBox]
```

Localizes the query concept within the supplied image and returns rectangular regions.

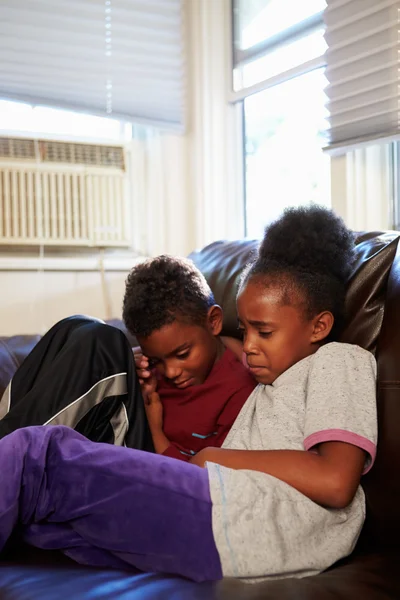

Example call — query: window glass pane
[234,0,326,52]
[234,28,326,91]
[244,69,330,238]
[0,99,126,141]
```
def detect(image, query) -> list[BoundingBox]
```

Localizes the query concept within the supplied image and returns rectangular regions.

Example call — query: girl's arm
[190,442,365,509]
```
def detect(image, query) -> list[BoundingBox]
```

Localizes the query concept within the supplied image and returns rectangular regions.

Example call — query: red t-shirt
[157,347,256,461]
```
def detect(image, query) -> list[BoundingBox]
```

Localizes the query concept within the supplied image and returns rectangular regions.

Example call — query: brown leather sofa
[1,231,400,599]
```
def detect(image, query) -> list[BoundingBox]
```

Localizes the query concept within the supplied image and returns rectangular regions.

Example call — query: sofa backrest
[190,231,400,552]
[0,335,40,398]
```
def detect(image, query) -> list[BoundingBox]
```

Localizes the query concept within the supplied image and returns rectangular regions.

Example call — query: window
[232,0,330,238]
[0,99,131,143]
[244,69,330,237]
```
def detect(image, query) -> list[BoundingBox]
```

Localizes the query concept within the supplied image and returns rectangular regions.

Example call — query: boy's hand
[133,351,157,401]
[144,391,163,432]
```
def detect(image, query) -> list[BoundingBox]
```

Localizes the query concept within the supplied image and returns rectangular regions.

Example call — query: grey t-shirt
[207,342,377,581]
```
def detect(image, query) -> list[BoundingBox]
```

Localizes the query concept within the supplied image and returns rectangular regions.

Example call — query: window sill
[0,255,145,272]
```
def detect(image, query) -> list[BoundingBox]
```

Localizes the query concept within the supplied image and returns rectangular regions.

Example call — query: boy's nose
[243,336,258,355]
[164,364,183,381]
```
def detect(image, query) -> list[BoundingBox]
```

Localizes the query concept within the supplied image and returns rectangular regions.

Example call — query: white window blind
[0,0,185,131]
[324,0,400,154]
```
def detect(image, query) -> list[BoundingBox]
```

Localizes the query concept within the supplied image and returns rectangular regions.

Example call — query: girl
[0,206,377,582]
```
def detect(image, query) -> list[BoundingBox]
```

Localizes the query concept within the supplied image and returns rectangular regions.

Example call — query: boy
[123,255,256,460]
[0,256,254,458]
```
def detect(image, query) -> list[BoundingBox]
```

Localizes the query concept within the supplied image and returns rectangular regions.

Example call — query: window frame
[233,10,324,69]
[230,2,326,103]
[231,1,330,237]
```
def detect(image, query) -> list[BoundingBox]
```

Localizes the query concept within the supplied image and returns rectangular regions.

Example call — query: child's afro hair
[240,205,355,339]
[123,255,215,338]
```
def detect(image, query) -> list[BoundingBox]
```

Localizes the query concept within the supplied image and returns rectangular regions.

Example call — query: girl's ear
[207,305,223,336]
[311,311,334,343]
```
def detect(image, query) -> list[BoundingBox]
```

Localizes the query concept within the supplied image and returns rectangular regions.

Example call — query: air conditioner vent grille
[0,137,130,248]
[0,138,36,160]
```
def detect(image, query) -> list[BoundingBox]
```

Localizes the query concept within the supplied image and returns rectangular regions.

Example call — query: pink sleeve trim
[304,429,377,475]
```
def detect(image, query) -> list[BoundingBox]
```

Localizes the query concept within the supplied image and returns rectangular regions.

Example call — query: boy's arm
[133,352,170,453]
[190,442,365,509]
[145,392,191,461]
[150,430,173,456]
[144,392,169,454]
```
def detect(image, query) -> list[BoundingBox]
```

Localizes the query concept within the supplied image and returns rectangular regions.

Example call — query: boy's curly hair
[123,255,215,338]
[240,205,355,339]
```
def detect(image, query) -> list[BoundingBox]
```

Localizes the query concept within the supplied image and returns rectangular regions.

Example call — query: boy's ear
[310,311,334,343]
[207,305,223,336]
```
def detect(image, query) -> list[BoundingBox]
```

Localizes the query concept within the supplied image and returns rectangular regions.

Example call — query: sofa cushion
[1,544,400,599]
[0,335,41,398]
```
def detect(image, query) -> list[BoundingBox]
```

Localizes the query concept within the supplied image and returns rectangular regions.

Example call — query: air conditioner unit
[0,137,131,247]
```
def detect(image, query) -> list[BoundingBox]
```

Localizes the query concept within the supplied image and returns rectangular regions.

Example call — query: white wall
[0,269,127,336]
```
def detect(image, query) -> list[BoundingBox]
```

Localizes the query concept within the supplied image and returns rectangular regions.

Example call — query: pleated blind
[324,0,400,153]
[0,0,185,130]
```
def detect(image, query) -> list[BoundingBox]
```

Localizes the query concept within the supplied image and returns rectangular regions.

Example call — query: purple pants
[0,426,222,582]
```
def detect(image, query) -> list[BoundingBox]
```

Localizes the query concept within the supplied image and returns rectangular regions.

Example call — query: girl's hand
[190,447,220,468]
